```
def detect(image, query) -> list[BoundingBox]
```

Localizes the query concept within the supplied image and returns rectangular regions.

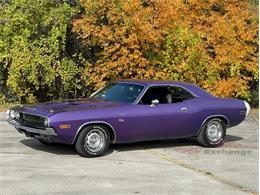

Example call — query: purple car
[7,80,250,157]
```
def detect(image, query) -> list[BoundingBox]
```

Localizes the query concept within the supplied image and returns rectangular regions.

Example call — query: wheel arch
[196,115,229,136]
[72,121,117,144]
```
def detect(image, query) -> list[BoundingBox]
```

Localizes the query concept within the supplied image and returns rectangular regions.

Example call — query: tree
[73,0,258,105]
[0,0,80,103]
[174,0,258,104]
[1,0,258,106]
[72,0,179,89]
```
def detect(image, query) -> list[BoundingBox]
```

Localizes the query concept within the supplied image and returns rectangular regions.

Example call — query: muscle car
[7,80,250,157]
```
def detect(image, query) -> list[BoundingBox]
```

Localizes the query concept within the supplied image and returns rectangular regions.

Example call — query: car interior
[139,86,194,105]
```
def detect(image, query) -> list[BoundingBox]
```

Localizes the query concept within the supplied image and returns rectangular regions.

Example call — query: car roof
[115,79,212,98]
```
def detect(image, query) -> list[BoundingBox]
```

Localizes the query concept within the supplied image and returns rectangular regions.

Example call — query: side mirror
[150,99,159,107]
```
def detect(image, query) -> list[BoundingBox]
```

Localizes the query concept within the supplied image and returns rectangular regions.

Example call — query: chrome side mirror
[150,99,159,107]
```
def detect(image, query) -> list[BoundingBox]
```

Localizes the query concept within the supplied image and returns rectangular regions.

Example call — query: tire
[197,118,226,147]
[75,125,110,157]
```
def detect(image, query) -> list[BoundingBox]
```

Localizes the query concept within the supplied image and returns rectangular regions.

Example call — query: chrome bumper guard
[7,119,57,136]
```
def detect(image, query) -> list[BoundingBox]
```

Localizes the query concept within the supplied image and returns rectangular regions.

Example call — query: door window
[139,86,194,105]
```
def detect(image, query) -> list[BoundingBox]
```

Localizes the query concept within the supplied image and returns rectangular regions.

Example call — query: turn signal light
[59,124,71,129]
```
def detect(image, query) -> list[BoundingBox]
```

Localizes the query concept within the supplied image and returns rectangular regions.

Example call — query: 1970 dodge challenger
[7,80,250,157]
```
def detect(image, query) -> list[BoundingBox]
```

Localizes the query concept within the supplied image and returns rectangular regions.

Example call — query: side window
[139,85,194,105]
[139,86,171,105]
[168,86,194,103]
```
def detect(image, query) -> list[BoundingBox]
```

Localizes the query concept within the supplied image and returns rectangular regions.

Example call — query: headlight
[43,118,49,127]
[9,110,15,119]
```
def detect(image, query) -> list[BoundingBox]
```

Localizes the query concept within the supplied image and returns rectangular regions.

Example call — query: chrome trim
[206,120,223,142]
[134,85,148,104]
[181,107,188,112]
[196,115,230,136]
[72,121,117,144]
[84,128,106,153]
[114,81,146,87]
[11,107,50,118]
[9,110,49,127]
[150,99,159,107]
[89,86,105,98]
[134,84,198,104]
[7,119,57,136]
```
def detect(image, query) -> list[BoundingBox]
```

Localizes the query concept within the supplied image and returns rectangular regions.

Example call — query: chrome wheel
[84,129,105,153]
[206,120,223,142]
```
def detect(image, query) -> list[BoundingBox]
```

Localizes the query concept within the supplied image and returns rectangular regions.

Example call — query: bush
[0,0,80,103]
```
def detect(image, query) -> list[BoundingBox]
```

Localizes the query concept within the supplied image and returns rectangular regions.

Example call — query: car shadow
[19,134,243,156]
[20,139,77,155]
[111,134,244,152]
[225,134,244,142]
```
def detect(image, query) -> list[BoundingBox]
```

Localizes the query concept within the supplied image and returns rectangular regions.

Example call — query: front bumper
[7,119,57,136]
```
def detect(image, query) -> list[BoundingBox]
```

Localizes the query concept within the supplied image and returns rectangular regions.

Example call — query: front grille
[16,113,46,129]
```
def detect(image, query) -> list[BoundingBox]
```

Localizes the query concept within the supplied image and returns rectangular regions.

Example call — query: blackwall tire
[75,125,110,157]
[197,118,226,147]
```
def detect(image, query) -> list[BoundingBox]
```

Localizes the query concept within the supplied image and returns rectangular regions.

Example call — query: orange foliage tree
[174,0,258,102]
[73,0,178,89]
[73,0,258,104]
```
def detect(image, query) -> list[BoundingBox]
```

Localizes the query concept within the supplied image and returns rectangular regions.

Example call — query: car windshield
[91,83,144,103]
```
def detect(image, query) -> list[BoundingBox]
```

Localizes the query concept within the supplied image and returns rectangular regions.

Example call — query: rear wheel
[197,118,226,147]
[75,125,110,157]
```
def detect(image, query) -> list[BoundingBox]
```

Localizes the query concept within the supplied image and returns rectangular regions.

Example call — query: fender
[72,121,117,144]
[195,114,230,136]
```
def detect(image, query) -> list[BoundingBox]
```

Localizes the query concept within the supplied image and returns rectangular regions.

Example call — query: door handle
[181,107,188,112]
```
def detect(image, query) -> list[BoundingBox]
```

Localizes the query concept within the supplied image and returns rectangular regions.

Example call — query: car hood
[13,99,124,116]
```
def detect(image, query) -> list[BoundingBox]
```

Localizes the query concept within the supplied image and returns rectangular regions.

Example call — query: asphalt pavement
[0,112,258,195]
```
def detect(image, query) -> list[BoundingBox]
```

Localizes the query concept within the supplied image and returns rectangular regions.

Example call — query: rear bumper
[7,119,57,136]
[243,101,250,117]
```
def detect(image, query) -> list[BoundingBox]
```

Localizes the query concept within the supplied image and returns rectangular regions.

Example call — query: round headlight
[43,118,49,127]
[9,110,15,119]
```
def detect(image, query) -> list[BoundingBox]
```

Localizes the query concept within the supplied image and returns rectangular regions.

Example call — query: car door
[130,85,195,142]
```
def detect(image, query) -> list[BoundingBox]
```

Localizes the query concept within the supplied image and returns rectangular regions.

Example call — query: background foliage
[0,0,259,106]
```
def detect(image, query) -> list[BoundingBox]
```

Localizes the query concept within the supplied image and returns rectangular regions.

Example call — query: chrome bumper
[7,119,57,136]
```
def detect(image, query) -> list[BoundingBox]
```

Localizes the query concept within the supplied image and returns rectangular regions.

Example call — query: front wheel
[75,125,110,157]
[197,118,227,147]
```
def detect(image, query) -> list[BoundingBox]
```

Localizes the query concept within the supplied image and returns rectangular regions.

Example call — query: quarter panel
[190,97,246,136]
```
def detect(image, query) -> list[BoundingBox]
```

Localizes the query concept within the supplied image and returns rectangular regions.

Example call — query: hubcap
[206,121,223,142]
[84,129,105,153]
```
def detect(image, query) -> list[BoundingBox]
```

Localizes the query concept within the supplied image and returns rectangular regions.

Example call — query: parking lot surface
[0,112,258,195]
